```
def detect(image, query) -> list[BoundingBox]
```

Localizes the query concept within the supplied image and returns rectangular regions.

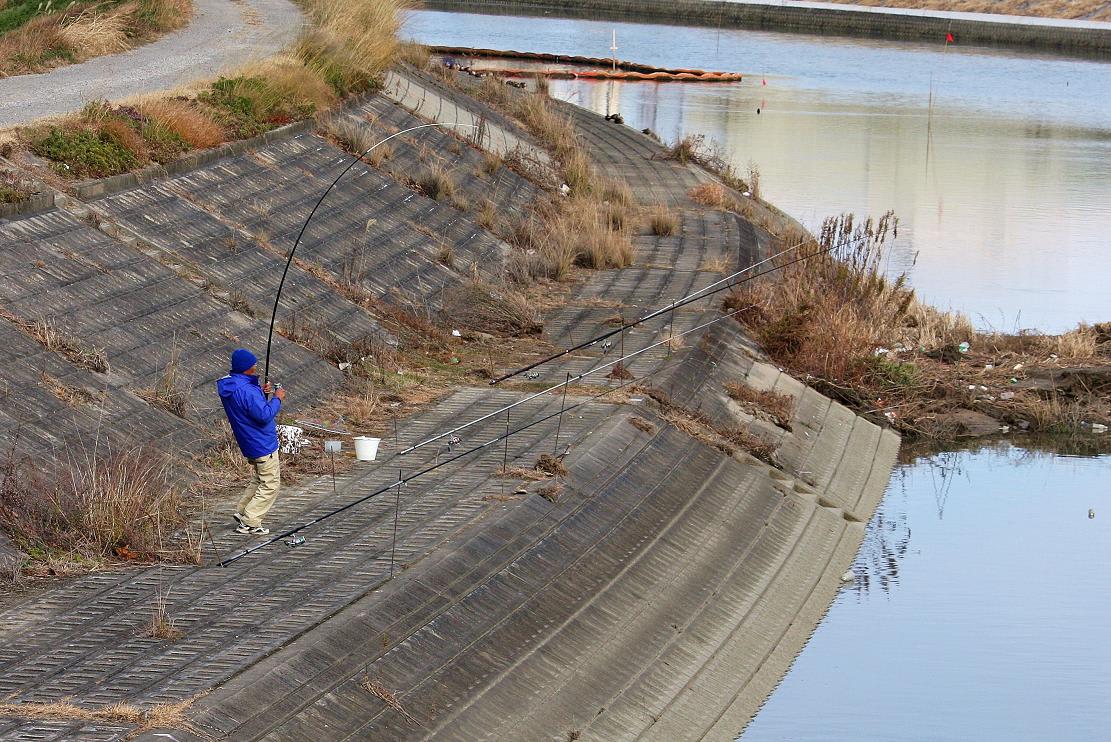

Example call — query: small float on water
[431,45,744,83]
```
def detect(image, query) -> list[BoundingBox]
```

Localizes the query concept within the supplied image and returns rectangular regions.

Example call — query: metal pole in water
[554,372,570,454]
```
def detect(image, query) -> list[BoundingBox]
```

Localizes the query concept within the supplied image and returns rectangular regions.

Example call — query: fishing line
[488,226,873,386]
[402,231,870,457]
[262,122,480,382]
[219,301,757,566]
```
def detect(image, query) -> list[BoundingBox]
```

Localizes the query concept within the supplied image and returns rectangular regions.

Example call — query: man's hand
[275,388,286,402]
[262,382,273,395]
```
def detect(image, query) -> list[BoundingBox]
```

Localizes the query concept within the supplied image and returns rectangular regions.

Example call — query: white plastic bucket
[354,436,381,461]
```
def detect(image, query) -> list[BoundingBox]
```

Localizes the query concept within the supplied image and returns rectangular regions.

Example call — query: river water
[406,9,1111,333]
[407,10,1111,740]
[745,443,1111,741]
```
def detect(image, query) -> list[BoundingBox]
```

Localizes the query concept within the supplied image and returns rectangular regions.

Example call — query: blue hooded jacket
[217,372,282,460]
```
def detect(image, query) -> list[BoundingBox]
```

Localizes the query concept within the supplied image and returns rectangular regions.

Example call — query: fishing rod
[401,231,868,457]
[262,122,480,382]
[486,240,803,385]
[218,346,687,567]
[221,301,757,566]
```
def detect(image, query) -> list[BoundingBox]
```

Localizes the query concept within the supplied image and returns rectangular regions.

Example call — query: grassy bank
[817,0,1111,22]
[12,0,403,179]
[727,212,1111,440]
[0,0,192,77]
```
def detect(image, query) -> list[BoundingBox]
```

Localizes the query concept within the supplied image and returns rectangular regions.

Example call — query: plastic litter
[277,425,310,455]
[1013,363,1023,371]
[840,569,856,582]
[873,347,890,356]
[1000,391,1015,400]
[451,329,462,337]
[958,341,970,353]
[1091,423,1108,434]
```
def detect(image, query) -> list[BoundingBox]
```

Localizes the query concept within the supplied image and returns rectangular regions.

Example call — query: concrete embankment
[422,0,1111,56]
[0,68,897,740]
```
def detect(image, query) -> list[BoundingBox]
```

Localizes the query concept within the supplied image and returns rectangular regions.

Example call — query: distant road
[0,0,304,130]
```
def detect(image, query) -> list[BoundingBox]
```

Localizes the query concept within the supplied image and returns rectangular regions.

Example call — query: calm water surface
[408,12,1111,739]
[406,10,1111,332]
[744,444,1111,741]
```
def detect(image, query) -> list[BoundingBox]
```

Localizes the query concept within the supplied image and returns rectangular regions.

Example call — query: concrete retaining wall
[422,0,1111,56]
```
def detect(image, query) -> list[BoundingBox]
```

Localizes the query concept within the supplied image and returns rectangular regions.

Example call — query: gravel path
[0,0,304,130]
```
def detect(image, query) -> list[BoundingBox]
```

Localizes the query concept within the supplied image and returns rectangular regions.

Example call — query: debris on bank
[434,46,744,82]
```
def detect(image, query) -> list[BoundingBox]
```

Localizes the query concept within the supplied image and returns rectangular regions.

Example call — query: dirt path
[0,0,304,131]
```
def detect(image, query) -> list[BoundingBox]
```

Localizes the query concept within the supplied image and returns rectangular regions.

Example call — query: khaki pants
[237,451,281,527]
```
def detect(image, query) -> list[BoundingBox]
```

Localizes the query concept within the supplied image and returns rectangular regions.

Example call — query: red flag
[946,32,954,43]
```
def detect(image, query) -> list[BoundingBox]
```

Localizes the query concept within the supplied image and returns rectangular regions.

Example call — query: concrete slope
[0,0,304,130]
[0,71,899,741]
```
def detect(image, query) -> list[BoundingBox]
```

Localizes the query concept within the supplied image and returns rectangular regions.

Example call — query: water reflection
[407,10,1111,332]
[744,441,1111,741]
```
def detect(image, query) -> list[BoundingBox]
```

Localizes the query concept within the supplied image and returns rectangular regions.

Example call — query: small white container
[354,436,381,461]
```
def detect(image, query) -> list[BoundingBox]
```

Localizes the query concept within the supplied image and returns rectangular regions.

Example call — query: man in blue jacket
[217,349,287,535]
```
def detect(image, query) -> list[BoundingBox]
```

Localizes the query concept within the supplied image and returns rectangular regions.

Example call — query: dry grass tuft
[535,453,567,477]
[396,40,431,69]
[439,282,543,337]
[143,590,184,640]
[415,161,457,201]
[242,54,337,111]
[139,340,189,417]
[607,361,634,380]
[700,255,729,273]
[499,466,549,481]
[0,310,110,373]
[360,675,418,725]
[508,198,634,280]
[0,442,198,567]
[538,481,563,502]
[0,0,192,76]
[689,182,727,208]
[58,8,130,59]
[649,204,679,236]
[0,695,201,734]
[296,0,403,95]
[138,99,224,149]
[40,372,99,408]
[725,382,795,429]
[629,416,656,434]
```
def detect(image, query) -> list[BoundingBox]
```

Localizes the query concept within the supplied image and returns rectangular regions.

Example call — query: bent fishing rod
[262,122,480,382]
[487,229,850,386]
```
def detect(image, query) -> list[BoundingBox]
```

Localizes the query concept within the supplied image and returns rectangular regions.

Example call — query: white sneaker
[235,524,269,535]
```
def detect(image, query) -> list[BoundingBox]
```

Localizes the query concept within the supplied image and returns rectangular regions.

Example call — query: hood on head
[217,373,255,399]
